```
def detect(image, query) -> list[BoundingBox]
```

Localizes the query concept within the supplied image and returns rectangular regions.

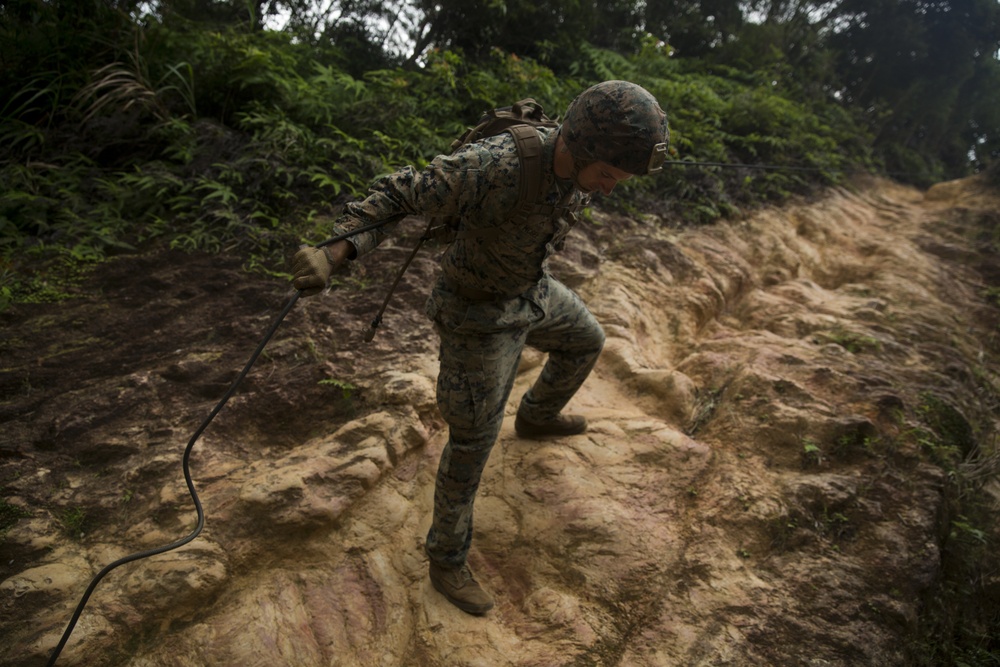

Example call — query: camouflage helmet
[562,80,669,176]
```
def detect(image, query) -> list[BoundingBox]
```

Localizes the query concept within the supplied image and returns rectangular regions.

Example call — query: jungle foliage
[1,0,999,308]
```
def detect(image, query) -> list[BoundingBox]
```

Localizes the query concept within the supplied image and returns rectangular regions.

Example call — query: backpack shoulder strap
[507,123,545,219]
[506,124,582,221]
[453,124,546,241]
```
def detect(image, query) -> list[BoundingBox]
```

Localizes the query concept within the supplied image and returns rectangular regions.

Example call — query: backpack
[364,98,567,341]
[426,98,561,243]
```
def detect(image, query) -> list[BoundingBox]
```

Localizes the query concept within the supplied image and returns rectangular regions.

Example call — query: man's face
[574,161,634,195]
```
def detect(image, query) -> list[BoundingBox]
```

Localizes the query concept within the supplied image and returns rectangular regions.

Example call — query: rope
[361,217,433,342]
[45,292,298,666]
[664,159,837,173]
[45,220,392,666]
[665,158,934,181]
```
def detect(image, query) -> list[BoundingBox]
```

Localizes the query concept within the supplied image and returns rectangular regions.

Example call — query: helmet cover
[562,80,669,175]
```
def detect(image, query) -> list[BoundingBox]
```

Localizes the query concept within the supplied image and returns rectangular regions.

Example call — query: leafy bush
[0,19,874,309]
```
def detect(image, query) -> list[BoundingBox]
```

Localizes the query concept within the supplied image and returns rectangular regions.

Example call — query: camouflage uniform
[328,126,605,568]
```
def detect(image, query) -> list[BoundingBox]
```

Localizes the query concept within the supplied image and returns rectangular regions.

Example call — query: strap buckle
[647,143,668,174]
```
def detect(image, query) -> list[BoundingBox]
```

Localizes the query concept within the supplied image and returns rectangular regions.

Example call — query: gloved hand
[291,242,350,296]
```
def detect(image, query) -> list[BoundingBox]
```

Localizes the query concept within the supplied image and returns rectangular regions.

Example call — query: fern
[0,18,874,310]
[572,43,637,82]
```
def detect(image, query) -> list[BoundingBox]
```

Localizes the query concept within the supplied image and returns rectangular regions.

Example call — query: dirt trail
[1,176,999,666]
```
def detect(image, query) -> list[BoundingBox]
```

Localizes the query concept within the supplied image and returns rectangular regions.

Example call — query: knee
[584,319,606,356]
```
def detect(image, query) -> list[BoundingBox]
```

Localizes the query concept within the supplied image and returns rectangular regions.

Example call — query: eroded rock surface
[2,176,999,666]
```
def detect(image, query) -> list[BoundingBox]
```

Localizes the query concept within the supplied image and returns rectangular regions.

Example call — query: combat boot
[429,562,494,615]
[514,412,588,439]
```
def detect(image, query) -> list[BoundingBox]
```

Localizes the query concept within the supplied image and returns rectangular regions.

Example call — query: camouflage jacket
[331,127,589,310]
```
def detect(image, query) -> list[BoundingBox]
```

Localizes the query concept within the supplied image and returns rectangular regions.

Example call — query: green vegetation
[0,0,1000,308]
[1,1,997,310]
[760,386,1000,663]
[916,498,1000,666]
[816,327,882,354]
[906,393,1000,666]
[318,377,357,399]
[0,498,30,532]
[801,437,823,466]
[58,506,89,539]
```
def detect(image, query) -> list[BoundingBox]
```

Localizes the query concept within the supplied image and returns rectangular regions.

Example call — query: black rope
[45,220,392,666]
[362,217,434,342]
[45,292,299,666]
[664,159,836,173]
[665,158,935,181]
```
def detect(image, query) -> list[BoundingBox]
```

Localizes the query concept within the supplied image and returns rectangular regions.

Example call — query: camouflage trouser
[424,275,605,568]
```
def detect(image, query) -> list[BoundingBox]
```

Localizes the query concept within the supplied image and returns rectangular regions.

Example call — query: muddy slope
[1,176,999,666]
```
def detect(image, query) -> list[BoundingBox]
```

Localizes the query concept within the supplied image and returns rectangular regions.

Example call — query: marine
[291,80,670,615]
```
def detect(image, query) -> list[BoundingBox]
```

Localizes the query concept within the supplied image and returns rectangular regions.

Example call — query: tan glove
[291,242,350,296]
